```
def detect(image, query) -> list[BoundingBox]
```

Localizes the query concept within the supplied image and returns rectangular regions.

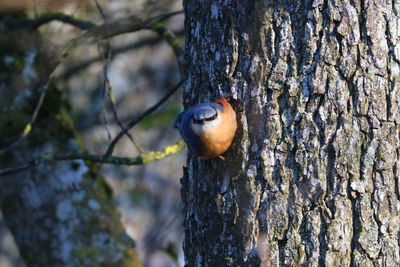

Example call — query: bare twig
[94,0,143,151]
[0,140,185,177]
[94,0,107,23]
[104,79,184,157]
[30,12,95,29]
[86,10,183,40]
[60,29,184,80]
[107,90,144,152]
[94,1,119,141]
[4,9,183,39]
[4,12,95,30]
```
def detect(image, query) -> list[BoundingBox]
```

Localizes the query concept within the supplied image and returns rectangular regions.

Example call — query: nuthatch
[174,98,237,159]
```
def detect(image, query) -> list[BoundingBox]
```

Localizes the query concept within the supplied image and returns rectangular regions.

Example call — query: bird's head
[173,98,237,159]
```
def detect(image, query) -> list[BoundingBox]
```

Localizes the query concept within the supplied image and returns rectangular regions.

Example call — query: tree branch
[4,10,183,34]
[29,12,95,30]
[0,140,185,177]
[60,29,184,80]
[86,10,183,40]
[95,0,143,152]
[4,12,95,30]
[103,79,184,157]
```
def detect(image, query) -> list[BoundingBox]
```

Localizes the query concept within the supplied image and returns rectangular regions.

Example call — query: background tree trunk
[0,16,141,266]
[181,0,400,266]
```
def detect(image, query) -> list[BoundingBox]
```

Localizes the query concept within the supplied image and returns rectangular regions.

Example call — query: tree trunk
[0,16,141,266]
[181,0,400,266]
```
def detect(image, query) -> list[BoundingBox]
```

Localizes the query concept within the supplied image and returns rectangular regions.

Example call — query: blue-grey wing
[178,115,203,155]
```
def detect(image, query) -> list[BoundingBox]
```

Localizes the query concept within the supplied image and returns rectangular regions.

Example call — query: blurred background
[0,0,186,266]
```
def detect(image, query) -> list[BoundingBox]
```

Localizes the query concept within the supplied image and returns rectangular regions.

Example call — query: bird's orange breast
[197,103,237,158]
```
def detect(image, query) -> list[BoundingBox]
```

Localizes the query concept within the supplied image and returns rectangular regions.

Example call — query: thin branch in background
[97,21,185,157]
[30,13,96,30]
[100,41,143,148]
[4,12,95,31]
[4,10,183,40]
[98,44,142,150]
[94,0,143,152]
[98,42,113,141]
[30,12,95,30]
[0,140,186,177]
[104,79,184,157]
[60,28,184,80]
[94,0,114,142]
[107,86,144,152]
[93,0,107,23]
[86,10,183,40]
[100,103,113,140]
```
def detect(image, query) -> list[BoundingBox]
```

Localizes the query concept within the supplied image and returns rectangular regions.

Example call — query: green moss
[164,242,179,265]
[0,106,32,147]
[83,172,125,233]
[65,171,140,265]
[113,249,142,267]
[38,87,76,140]
[69,172,141,266]
[40,86,71,115]
[54,107,74,132]
[80,162,120,233]
[73,246,101,266]
[0,85,77,153]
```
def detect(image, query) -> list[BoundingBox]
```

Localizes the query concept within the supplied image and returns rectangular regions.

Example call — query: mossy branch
[29,12,95,30]
[85,10,183,41]
[4,10,182,35]
[60,29,184,80]
[0,140,186,176]
[103,79,184,157]
[4,12,95,30]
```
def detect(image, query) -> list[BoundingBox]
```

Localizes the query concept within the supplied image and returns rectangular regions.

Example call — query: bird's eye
[193,112,218,124]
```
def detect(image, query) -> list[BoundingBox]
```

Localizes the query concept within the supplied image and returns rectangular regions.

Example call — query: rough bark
[0,15,141,266]
[181,0,400,266]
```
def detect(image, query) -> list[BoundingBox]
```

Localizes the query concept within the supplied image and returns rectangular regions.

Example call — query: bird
[173,98,237,159]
